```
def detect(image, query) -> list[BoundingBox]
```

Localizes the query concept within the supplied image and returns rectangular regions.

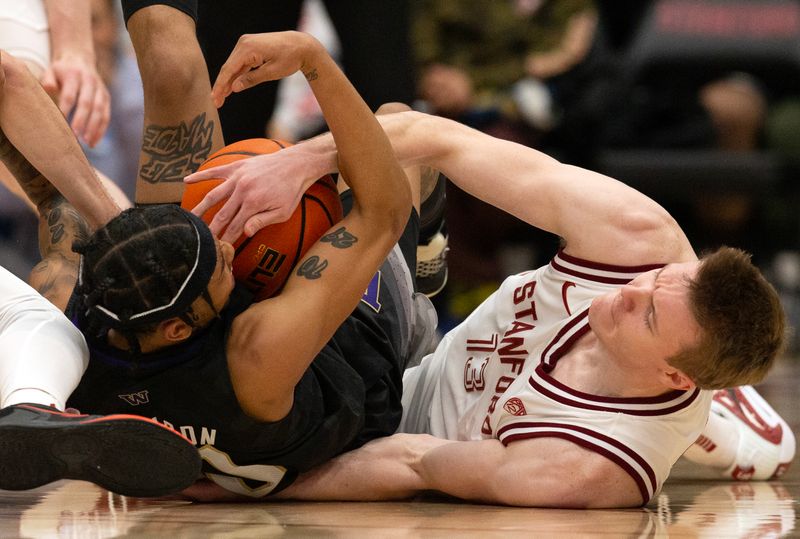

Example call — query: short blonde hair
[668,247,786,389]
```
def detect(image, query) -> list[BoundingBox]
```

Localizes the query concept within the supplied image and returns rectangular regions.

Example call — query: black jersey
[66,246,411,497]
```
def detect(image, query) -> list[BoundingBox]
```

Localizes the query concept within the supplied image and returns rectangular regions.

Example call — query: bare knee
[127,6,209,100]
[376,102,412,116]
[0,51,30,89]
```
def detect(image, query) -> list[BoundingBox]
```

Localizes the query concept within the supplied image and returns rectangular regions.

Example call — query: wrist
[297,135,338,178]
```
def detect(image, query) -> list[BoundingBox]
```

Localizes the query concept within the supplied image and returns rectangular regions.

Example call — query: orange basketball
[181,138,343,301]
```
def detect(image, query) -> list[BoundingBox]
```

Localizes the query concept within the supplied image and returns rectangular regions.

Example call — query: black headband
[79,207,218,329]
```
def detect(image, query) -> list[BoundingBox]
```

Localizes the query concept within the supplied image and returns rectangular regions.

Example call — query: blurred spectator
[412,0,598,148]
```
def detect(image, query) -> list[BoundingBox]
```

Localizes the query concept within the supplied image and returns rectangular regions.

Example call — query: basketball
[181,138,343,301]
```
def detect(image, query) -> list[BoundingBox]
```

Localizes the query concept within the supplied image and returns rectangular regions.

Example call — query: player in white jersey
[186,68,794,506]
[398,253,712,504]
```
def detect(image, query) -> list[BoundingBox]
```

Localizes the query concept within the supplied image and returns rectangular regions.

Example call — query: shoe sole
[0,415,201,497]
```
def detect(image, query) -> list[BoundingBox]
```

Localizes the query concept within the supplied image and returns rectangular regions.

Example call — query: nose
[619,281,647,312]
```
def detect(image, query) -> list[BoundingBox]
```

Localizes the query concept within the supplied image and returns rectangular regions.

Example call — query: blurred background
[2,0,800,350]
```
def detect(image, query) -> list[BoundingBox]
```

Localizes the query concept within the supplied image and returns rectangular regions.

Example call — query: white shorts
[0,0,50,70]
[0,265,88,406]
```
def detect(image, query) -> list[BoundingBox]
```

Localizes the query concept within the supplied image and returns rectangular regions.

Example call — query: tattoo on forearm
[29,255,78,303]
[139,113,215,184]
[321,227,358,249]
[38,199,88,259]
[0,129,86,305]
[48,208,65,245]
[0,127,57,207]
[296,256,328,280]
[303,68,318,82]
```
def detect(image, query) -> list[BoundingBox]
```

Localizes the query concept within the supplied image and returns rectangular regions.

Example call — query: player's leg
[323,0,415,111]
[372,103,448,298]
[682,385,795,480]
[122,0,223,204]
[0,265,86,410]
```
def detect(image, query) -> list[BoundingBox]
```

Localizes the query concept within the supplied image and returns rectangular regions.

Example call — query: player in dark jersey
[0,32,437,498]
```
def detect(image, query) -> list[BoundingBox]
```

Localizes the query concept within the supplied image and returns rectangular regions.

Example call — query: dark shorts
[120,0,198,24]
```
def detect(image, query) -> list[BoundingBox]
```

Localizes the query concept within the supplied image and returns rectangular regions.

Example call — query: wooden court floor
[1,356,798,538]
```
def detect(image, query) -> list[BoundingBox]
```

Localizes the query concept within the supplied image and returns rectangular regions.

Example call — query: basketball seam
[304,194,337,226]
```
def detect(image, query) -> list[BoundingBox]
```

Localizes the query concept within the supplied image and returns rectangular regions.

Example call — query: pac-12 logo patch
[503,397,527,416]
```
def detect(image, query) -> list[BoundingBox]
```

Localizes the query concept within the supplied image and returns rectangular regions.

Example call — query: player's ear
[661,367,695,391]
[159,317,194,343]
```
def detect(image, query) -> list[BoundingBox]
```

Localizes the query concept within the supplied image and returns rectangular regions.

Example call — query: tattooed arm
[0,126,87,310]
[0,51,120,229]
[223,33,411,422]
[0,51,114,309]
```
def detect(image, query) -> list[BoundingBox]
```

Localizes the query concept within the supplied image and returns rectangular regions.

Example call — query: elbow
[0,51,31,91]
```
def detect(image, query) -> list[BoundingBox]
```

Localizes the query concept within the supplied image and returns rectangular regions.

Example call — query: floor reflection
[0,478,795,538]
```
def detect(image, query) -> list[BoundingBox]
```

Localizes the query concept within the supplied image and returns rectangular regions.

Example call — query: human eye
[644,308,653,330]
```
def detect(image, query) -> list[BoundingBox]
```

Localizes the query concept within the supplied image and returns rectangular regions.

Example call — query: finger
[84,86,111,147]
[219,208,249,243]
[243,211,277,237]
[185,162,235,183]
[69,76,96,139]
[220,197,280,242]
[40,68,58,95]
[58,74,80,120]
[190,179,235,218]
[211,49,256,108]
[230,62,275,94]
[209,190,246,239]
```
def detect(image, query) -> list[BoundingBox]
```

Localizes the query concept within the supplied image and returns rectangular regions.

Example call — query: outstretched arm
[42,0,110,147]
[0,51,120,229]
[272,434,643,508]
[187,110,694,266]
[221,33,411,422]
[0,51,123,309]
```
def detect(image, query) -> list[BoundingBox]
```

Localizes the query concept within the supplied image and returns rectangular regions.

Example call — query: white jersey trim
[550,250,664,285]
[530,364,702,415]
[540,308,590,369]
[497,421,657,504]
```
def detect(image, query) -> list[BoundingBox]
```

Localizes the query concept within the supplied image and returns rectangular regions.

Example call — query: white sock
[683,405,739,469]
[0,266,88,411]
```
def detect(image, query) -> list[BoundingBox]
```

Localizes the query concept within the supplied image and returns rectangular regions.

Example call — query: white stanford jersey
[401,250,712,504]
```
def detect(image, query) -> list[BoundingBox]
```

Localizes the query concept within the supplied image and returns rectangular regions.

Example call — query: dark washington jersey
[66,270,407,497]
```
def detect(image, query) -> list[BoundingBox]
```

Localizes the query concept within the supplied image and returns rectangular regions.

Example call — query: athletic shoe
[416,231,449,297]
[0,403,201,497]
[712,387,795,480]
